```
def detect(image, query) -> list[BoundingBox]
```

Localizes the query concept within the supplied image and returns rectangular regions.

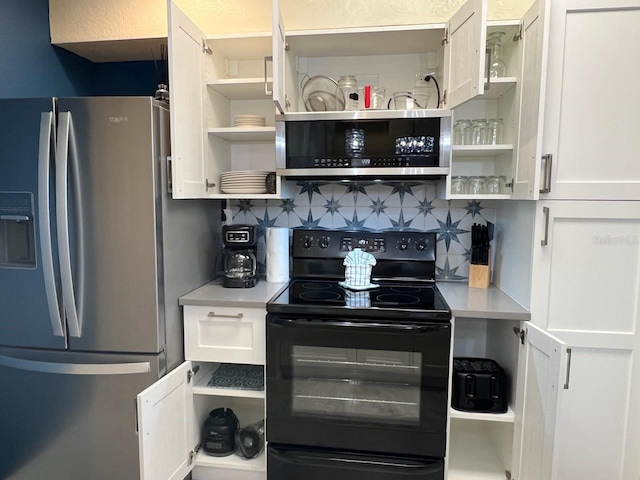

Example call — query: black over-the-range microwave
[275,110,451,179]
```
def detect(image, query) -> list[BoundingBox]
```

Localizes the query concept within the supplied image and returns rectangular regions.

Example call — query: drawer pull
[207,312,244,319]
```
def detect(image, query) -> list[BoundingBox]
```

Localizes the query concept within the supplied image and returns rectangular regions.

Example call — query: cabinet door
[514,322,568,480]
[511,0,550,200]
[443,0,487,109]
[137,361,197,480]
[167,1,208,198]
[541,0,640,200]
[529,201,640,479]
[272,0,287,113]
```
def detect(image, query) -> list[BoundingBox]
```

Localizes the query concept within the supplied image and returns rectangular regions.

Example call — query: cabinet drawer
[184,305,266,364]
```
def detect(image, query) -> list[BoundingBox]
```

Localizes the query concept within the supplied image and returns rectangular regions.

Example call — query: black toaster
[452,357,508,413]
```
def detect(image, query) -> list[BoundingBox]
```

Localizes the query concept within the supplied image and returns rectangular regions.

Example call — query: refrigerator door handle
[38,111,65,337]
[55,112,82,337]
[0,354,151,375]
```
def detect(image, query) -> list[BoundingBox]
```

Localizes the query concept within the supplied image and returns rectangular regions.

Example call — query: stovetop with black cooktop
[268,278,451,321]
[267,229,451,321]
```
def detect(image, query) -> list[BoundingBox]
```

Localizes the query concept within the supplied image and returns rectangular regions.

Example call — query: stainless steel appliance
[266,229,452,480]
[222,224,258,288]
[0,97,219,480]
[275,110,451,179]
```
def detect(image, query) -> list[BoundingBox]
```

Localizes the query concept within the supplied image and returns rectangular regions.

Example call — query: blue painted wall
[0,0,158,98]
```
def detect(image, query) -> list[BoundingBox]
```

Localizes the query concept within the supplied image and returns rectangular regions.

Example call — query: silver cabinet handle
[563,348,572,389]
[208,312,244,319]
[541,206,550,246]
[264,56,273,96]
[540,153,553,193]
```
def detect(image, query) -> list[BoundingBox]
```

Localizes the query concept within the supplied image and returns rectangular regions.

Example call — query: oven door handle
[269,317,446,332]
[269,445,443,474]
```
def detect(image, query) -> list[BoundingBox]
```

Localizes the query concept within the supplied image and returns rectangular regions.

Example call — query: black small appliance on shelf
[202,408,239,456]
[452,357,508,413]
[222,225,258,288]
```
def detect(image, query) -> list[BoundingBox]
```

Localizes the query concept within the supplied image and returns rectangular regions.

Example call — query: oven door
[267,445,444,480]
[266,315,451,458]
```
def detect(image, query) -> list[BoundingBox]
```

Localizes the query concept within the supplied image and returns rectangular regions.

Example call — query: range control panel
[293,229,436,261]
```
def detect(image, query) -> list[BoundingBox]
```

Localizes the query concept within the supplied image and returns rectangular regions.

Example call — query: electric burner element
[374,293,421,305]
[298,290,342,301]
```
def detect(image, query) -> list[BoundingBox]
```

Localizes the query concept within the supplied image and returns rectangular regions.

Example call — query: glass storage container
[486,118,503,145]
[451,176,467,194]
[468,176,486,195]
[470,119,488,145]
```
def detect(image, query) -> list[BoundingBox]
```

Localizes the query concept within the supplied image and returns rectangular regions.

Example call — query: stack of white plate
[220,170,270,194]
[234,115,266,128]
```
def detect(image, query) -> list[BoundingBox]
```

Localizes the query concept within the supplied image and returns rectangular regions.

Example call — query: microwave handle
[269,317,446,333]
[269,445,443,474]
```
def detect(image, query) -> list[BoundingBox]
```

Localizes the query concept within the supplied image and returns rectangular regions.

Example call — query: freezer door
[0,347,162,480]
[0,98,66,350]
[56,97,165,353]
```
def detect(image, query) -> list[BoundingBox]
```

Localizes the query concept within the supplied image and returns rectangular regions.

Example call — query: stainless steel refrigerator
[0,97,220,479]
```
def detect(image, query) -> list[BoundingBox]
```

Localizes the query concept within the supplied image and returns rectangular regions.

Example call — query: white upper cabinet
[167,0,295,200]
[272,0,287,113]
[271,0,488,115]
[446,0,550,201]
[541,0,640,200]
[443,0,487,109]
[511,0,550,200]
[167,1,209,198]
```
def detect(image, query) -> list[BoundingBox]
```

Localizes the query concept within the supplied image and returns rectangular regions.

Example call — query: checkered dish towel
[343,248,377,286]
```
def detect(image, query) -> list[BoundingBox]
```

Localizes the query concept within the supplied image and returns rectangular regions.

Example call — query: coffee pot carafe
[222,225,258,288]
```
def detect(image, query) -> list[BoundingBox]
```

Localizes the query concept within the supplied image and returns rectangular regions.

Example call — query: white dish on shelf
[220,187,269,194]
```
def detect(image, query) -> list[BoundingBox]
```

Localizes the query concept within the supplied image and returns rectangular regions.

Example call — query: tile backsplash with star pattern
[230,181,495,281]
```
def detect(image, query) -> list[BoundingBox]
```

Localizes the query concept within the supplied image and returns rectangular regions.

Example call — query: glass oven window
[291,346,422,425]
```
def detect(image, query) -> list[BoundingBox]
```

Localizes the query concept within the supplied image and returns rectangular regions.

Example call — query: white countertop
[179,277,288,308]
[180,279,530,321]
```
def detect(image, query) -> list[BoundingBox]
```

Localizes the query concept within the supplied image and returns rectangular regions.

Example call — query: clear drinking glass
[468,176,486,195]
[470,119,488,145]
[486,175,504,194]
[486,118,504,145]
[453,119,471,145]
[451,176,467,194]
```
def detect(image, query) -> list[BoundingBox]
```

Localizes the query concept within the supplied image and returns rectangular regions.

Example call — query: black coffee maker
[222,225,258,288]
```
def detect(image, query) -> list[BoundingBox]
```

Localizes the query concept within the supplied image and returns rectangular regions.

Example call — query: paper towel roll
[266,227,290,283]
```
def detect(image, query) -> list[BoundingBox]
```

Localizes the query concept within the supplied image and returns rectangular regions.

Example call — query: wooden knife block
[468,263,490,289]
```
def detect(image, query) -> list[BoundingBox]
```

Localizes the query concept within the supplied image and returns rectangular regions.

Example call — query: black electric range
[266,229,451,480]
[267,228,451,321]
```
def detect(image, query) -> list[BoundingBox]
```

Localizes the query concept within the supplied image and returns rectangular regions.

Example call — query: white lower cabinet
[520,201,640,480]
[137,306,267,480]
[448,317,521,480]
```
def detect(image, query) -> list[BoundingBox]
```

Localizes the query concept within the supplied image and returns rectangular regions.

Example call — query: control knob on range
[302,236,313,249]
[416,240,427,252]
[319,236,330,249]
[396,238,409,251]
